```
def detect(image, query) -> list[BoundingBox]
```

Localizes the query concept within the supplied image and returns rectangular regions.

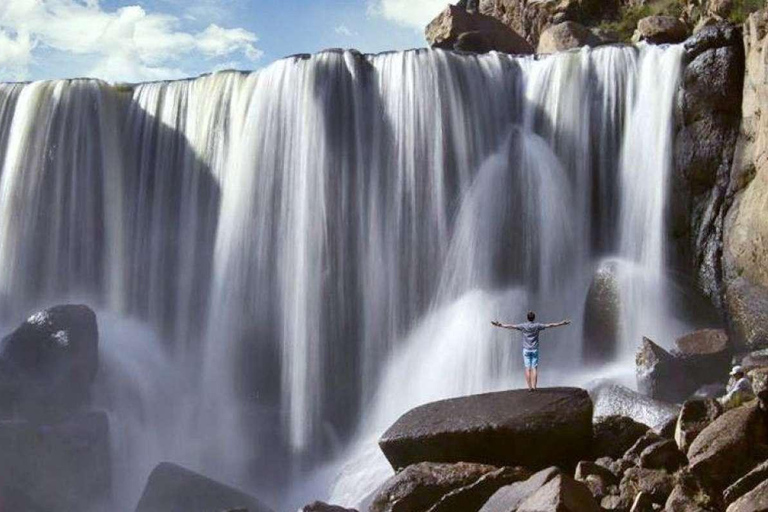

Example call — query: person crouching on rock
[491,311,570,392]
[719,365,755,410]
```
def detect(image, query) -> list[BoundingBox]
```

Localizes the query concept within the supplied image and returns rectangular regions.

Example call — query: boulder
[454,31,494,53]
[687,400,768,490]
[638,439,687,472]
[300,503,357,512]
[665,470,723,511]
[134,463,273,512]
[479,467,560,512]
[516,474,600,512]
[582,260,621,366]
[630,492,655,512]
[724,460,768,505]
[591,383,679,431]
[378,388,593,471]
[727,479,768,512]
[575,461,618,500]
[0,411,111,512]
[425,6,534,55]
[623,431,663,466]
[619,468,675,505]
[743,348,768,371]
[0,304,98,420]
[636,337,696,403]
[536,21,601,54]
[673,329,732,385]
[752,367,768,395]
[426,466,531,512]
[632,15,689,44]
[675,399,723,452]
[369,462,497,512]
[727,279,768,352]
[592,415,650,459]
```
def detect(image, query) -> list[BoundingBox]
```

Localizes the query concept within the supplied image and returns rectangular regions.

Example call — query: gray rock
[592,415,650,459]
[370,461,497,512]
[379,388,593,471]
[591,383,679,431]
[636,337,696,403]
[632,15,689,44]
[517,474,600,512]
[673,329,732,385]
[135,463,273,512]
[0,411,111,512]
[688,401,768,490]
[0,304,98,421]
[675,398,723,452]
[479,467,560,512]
[536,21,601,54]
[425,5,534,54]
[582,260,621,366]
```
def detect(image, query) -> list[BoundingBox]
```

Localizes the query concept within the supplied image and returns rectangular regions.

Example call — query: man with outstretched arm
[491,311,570,391]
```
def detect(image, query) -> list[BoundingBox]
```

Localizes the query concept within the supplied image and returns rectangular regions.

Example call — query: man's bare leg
[531,368,538,390]
[524,368,532,390]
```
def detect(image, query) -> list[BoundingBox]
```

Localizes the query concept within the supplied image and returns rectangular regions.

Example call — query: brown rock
[536,21,601,54]
[687,401,768,490]
[727,479,768,512]
[593,415,650,459]
[629,491,654,512]
[724,460,768,505]
[425,6,534,55]
[479,467,560,512]
[370,462,497,512]
[665,470,723,511]
[636,337,696,403]
[623,431,663,466]
[425,466,530,512]
[675,399,723,453]
[633,15,689,44]
[673,329,732,385]
[575,461,618,500]
[619,468,675,505]
[517,474,601,512]
[638,440,687,472]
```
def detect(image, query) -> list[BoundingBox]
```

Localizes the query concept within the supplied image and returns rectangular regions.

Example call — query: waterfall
[0,44,685,509]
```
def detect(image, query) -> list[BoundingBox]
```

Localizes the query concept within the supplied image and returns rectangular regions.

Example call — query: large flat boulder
[425,5,534,55]
[0,304,98,420]
[0,411,111,512]
[687,401,768,490]
[378,388,592,471]
[135,463,273,512]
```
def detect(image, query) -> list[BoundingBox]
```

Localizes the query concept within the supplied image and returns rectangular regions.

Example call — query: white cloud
[368,0,447,30]
[0,0,263,82]
[334,24,357,37]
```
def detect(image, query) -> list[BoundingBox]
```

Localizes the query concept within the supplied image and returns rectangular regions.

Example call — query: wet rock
[636,337,696,403]
[370,462,497,512]
[379,388,592,471]
[591,383,679,431]
[727,479,768,511]
[479,467,560,512]
[582,260,621,366]
[619,467,675,505]
[673,329,731,385]
[687,400,768,490]
[426,6,534,54]
[300,503,358,512]
[724,460,768,505]
[135,462,273,512]
[639,439,687,472]
[517,473,600,512]
[675,398,723,452]
[665,470,723,511]
[632,16,689,44]
[0,411,111,512]
[0,304,98,420]
[536,21,601,53]
[426,466,530,512]
[593,415,650,459]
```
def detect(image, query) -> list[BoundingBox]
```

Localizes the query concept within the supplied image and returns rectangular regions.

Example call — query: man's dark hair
[527,311,535,321]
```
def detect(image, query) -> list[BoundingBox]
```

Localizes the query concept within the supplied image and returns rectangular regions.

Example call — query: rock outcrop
[135,462,273,512]
[426,5,534,54]
[0,304,99,420]
[633,15,690,44]
[379,388,593,471]
[675,398,723,452]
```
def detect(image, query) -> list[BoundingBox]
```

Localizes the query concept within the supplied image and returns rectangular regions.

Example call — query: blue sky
[0,0,448,83]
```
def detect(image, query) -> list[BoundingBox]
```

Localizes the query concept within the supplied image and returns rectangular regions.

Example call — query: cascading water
[0,43,685,510]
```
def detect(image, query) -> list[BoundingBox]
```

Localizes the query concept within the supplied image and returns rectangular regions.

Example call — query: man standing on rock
[491,311,570,391]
